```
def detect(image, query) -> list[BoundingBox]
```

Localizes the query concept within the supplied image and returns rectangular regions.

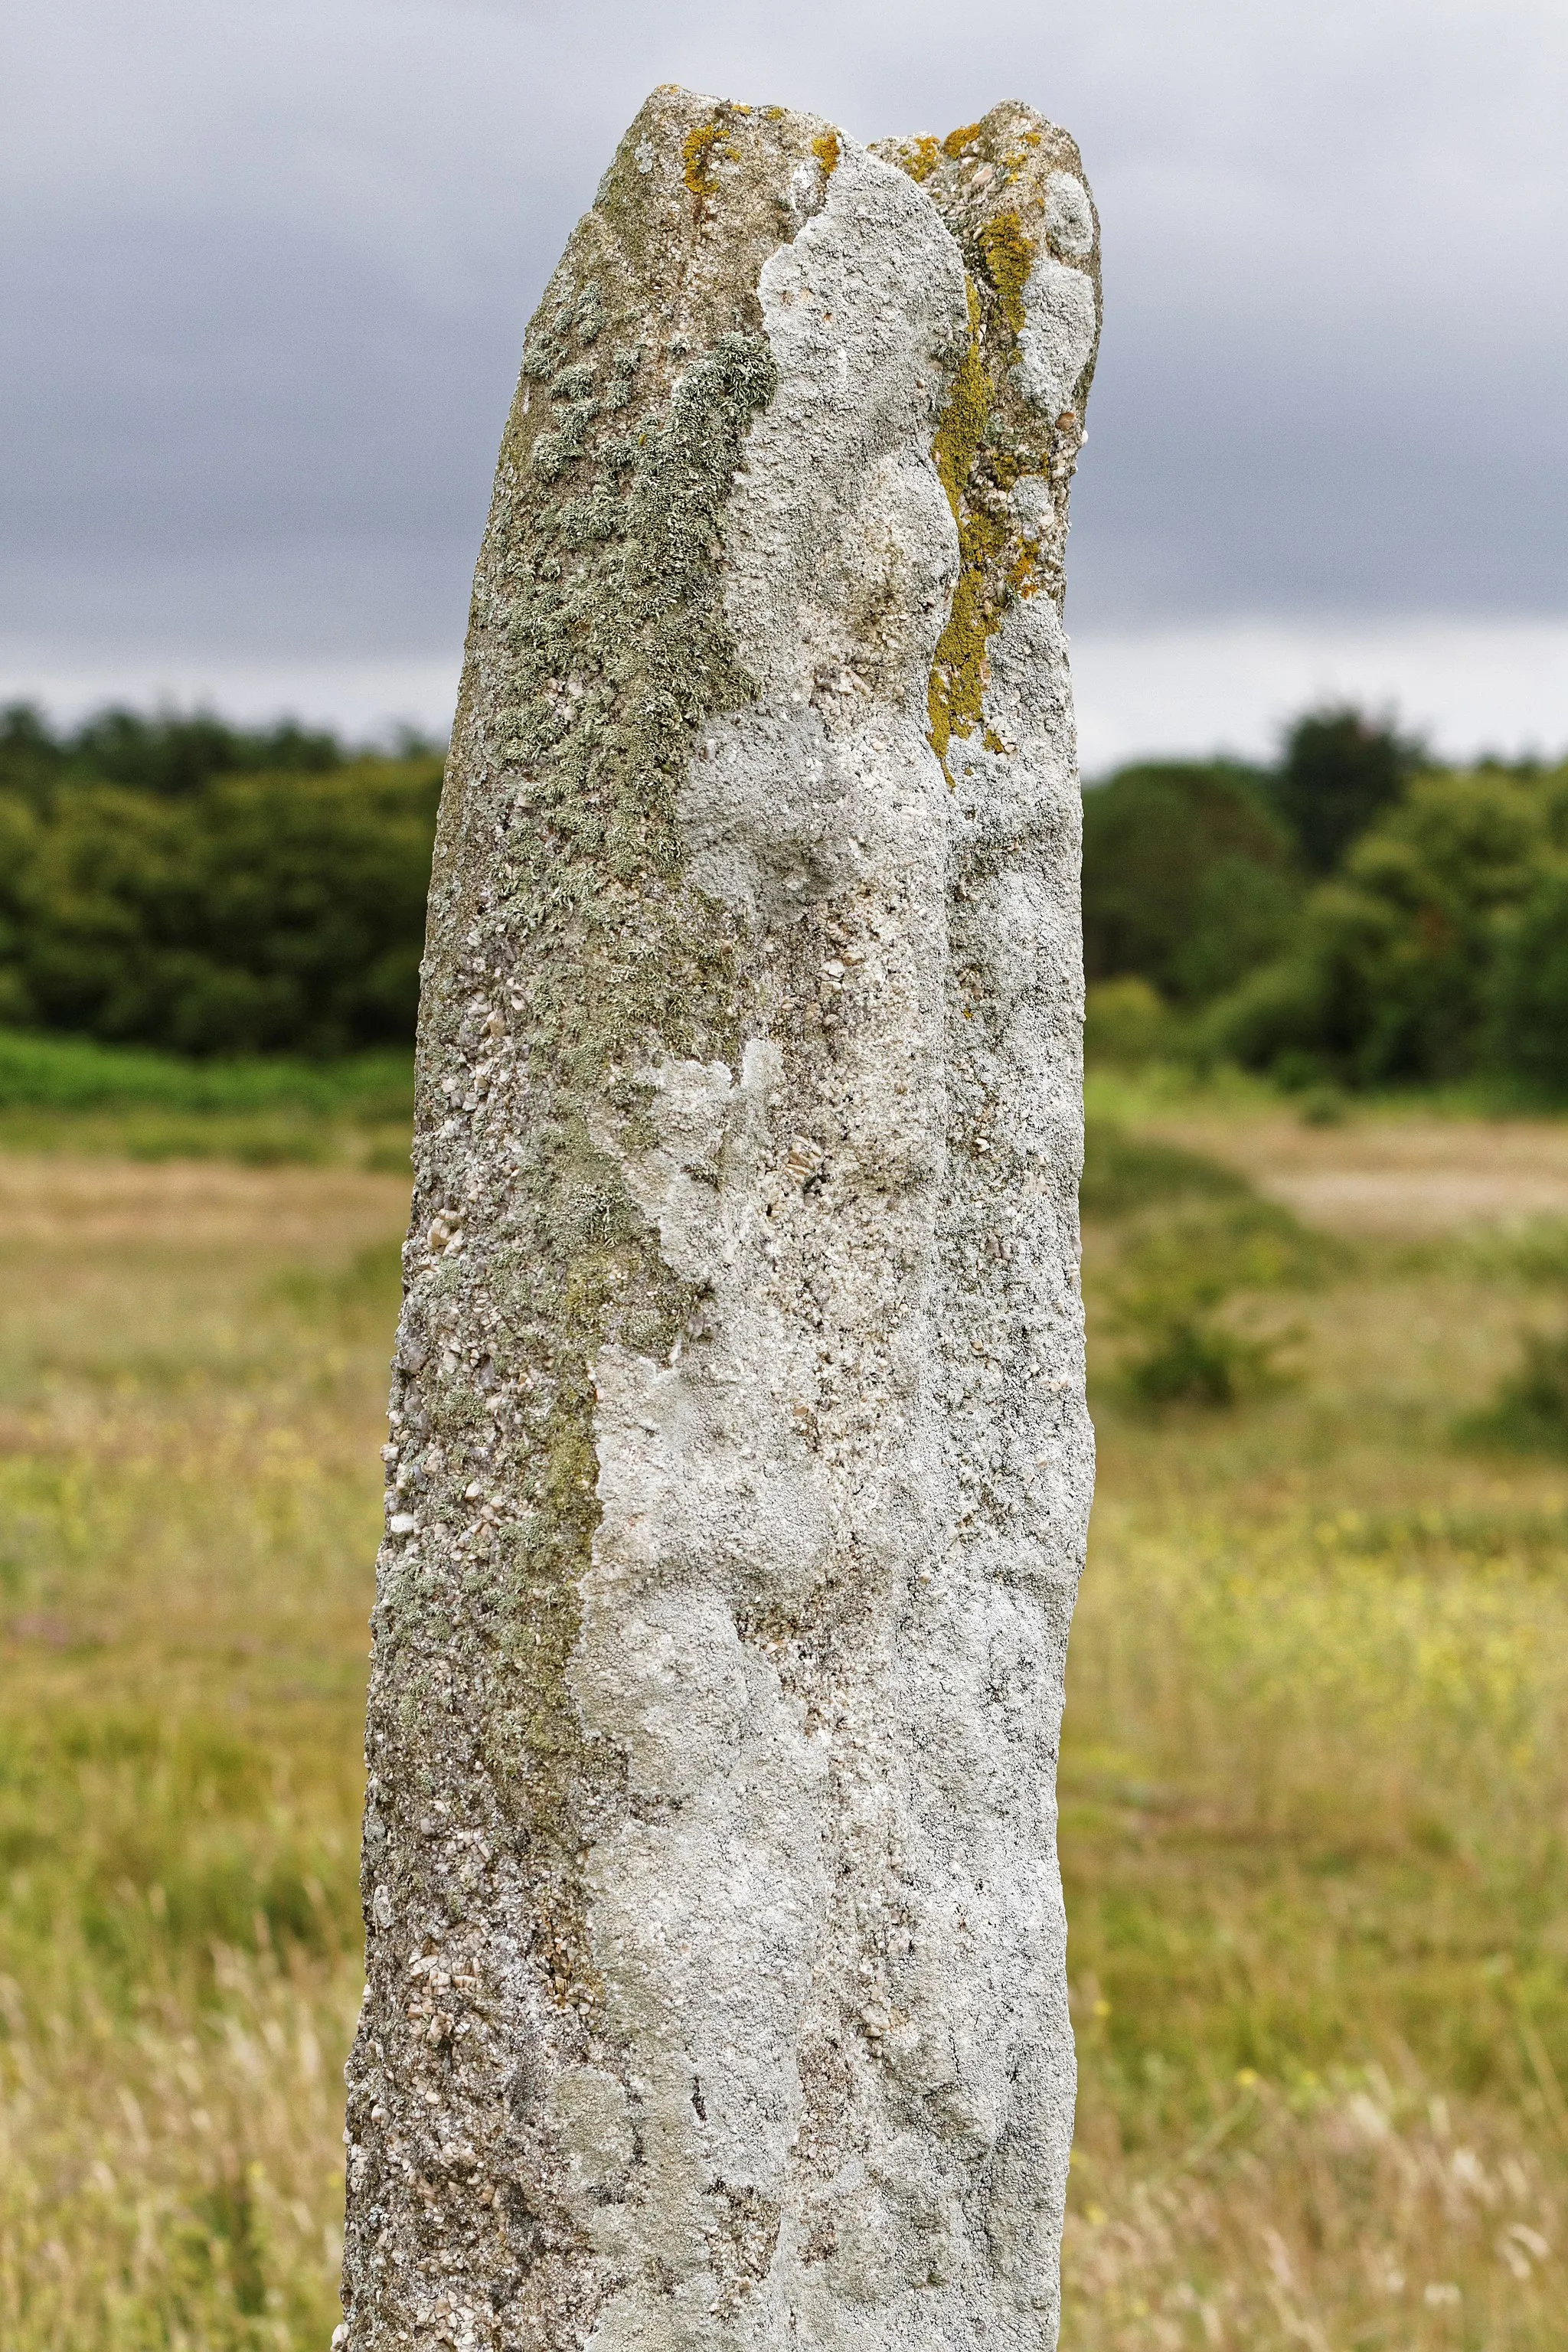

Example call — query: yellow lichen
[1008,534,1044,599]
[931,284,988,520]
[812,129,841,178]
[683,119,735,201]
[880,128,1060,776]
[978,211,1034,336]
[927,282,1005,774]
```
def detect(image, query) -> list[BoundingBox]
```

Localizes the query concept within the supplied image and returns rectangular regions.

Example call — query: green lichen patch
[379,93,821,2017]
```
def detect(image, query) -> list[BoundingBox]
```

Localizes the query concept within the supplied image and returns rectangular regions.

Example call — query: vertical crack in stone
[341,82,1098,2352]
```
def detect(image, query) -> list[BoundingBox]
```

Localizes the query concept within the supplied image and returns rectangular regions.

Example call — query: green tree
[1272,704,1426,875]
[1488,851,1568,1093]
[0,701,360,807]
[1081,761,1299,1006]
[0,754,442,1055]
[1210,766,1561,1085]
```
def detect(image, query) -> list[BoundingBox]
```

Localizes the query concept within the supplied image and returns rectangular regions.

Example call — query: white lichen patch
[1015,252,1099,420]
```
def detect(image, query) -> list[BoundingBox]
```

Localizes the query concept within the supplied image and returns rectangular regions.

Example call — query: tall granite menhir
[339,87,1100,2352]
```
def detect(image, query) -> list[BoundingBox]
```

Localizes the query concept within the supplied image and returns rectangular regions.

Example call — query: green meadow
[3,1060,1568,2346]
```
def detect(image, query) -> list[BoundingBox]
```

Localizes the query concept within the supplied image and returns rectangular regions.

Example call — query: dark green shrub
[1272,704,1426,875]
[1206,767,1560,1087]
[1488,866,1568,1093]
[0,748,441,1055]
[1105,1197,1322,1410]
[1460,1328,1568,1455]
[1081,761,1298,1007]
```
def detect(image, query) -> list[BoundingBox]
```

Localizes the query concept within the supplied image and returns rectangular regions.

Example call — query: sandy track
[1148,1112,1568,1234]
[0,1155,410,1253]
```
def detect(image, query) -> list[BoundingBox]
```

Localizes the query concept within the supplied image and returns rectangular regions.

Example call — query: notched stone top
[445,87,1099,932]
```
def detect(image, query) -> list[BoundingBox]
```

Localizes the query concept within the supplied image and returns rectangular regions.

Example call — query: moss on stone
[978,209,1034,336]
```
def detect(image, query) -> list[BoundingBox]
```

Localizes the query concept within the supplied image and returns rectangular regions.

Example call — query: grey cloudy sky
[5,0,1566,763]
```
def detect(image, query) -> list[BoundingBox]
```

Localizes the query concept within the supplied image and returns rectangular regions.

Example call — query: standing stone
[340,87,1099,2352]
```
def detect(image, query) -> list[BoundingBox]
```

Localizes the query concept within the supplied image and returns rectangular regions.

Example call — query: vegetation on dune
[4,696,1568,2337]
[4,694,1564,1102]
[0,1027,413,1166]
[0,1156,402,2346]
[1065,1122,1568,2347]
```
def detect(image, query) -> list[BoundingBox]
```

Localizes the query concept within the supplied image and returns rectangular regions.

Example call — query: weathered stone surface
[339,87,1099,2352]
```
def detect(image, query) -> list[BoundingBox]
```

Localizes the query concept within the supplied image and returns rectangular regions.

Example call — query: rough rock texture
[339,87,1099,2352]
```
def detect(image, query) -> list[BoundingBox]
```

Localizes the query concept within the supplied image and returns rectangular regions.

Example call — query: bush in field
[1207,764,1568,1087]
[1080,977,1178,1067]
[1079,1117,1254,1219]
[1081,1120,1331,1408]
[1463,1328,1568,1454]
[0,706,443,1055]
[1104,1194,1324,1407]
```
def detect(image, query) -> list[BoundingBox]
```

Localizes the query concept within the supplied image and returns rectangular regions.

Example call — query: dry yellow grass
[1147,1101,1568,1235]
[1063,1117,1568,2347]
[2,1113,1566,2346]
[0,1159,403,2346]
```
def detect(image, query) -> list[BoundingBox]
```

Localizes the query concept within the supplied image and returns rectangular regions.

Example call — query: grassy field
[4,1080,1568,2346]
[0,1153,404,2347]
[0,1031,413,1170]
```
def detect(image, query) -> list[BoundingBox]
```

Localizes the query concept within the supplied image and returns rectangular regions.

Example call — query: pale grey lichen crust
[339,87,1099,2352]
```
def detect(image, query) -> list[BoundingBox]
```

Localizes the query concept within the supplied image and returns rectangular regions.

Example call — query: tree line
[4,700,1566,1089]
[1083,709,1568,1095]
[0,706,443,1057]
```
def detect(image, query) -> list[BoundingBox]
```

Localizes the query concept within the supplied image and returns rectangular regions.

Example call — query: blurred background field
[5,704,1568,2346]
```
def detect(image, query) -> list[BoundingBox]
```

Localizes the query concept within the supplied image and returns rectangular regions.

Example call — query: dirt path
[1148,1110,1568,1233]
[0,1155,409,1253]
